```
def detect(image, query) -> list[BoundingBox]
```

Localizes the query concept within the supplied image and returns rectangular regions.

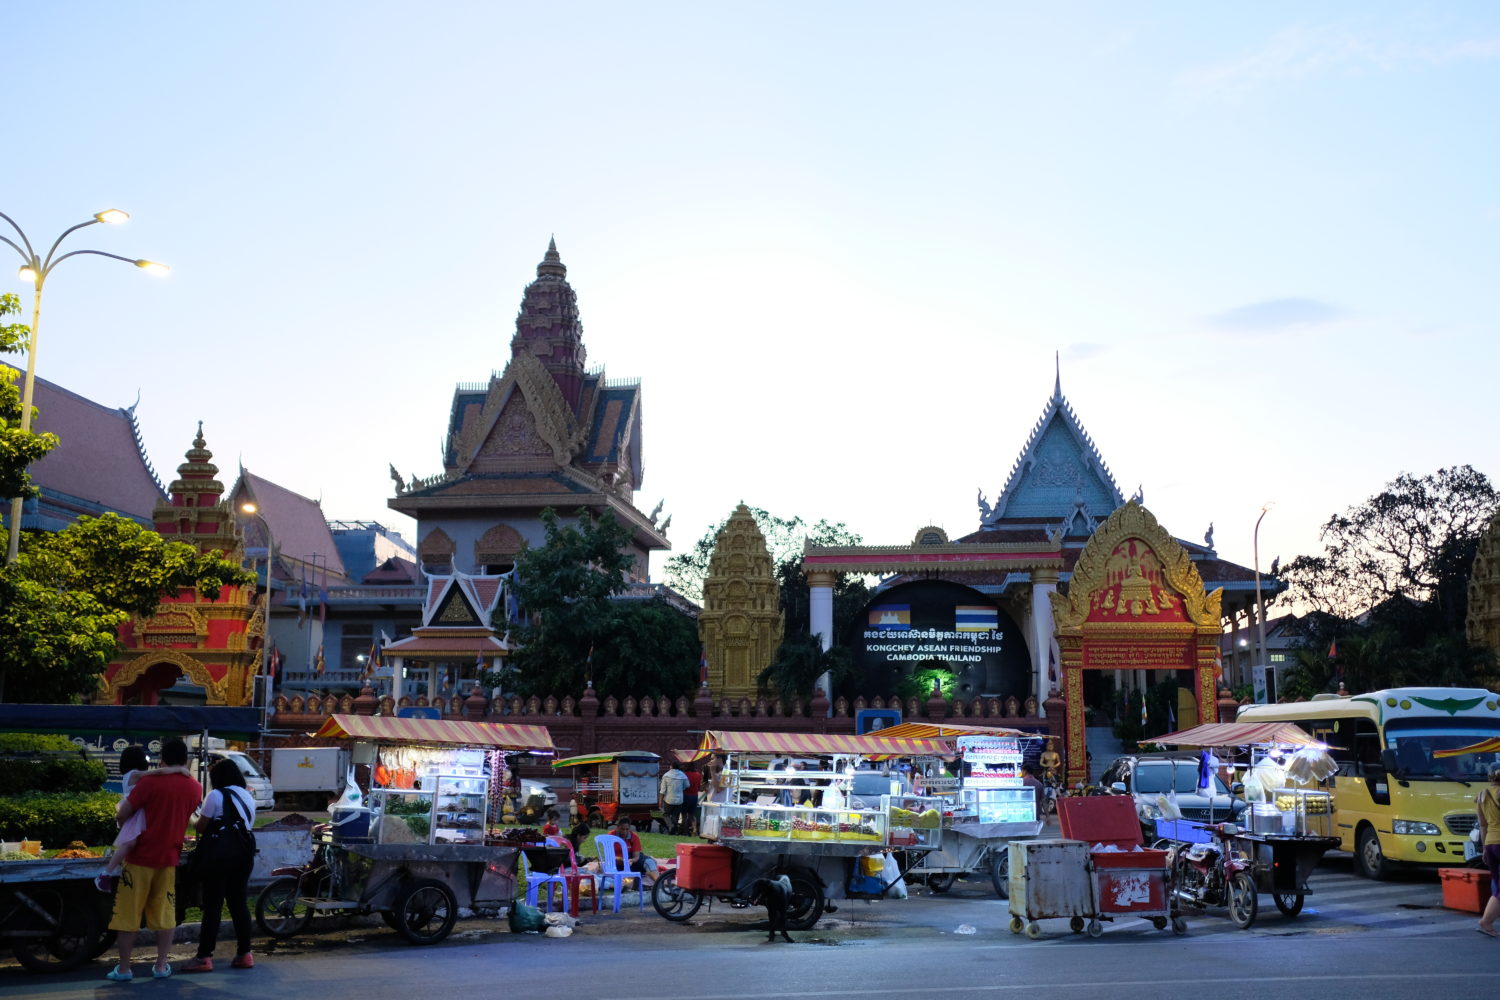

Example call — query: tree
[1280,466,1497,623]
[1,292,59,510]
[507,507,698,700]
[0,513,253,703]
[1278,467,1500,694]
[758,634,857,704]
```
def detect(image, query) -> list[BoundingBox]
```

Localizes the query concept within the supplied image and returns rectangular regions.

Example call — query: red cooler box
[1058,796,1172,918]
[1439,867,1488,914]
[677,843,734,892]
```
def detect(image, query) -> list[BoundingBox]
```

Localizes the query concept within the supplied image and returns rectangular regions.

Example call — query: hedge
[0,734,78,754]
[0,792,120,848]
[0,756,108,797]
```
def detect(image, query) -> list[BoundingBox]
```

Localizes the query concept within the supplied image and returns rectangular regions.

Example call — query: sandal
[1478,924,1500,938]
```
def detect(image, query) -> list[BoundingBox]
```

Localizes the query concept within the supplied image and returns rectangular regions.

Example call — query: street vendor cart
[254,714,553,946]
[874,725,1045,896]
[651,729,952,930]
[552,750,664,831]
[1148,721,1342,928]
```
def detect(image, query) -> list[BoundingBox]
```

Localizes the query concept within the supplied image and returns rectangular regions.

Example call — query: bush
[0,792,120,848]
[0,734,78,754]
[0,756,107,796]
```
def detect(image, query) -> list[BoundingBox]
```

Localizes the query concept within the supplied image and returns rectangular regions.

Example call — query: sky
[5,2,1499,588]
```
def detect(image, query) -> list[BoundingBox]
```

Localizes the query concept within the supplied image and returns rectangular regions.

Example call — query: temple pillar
[808,570,836,714]
[1029,569,1057,714]
[391,656,405,704]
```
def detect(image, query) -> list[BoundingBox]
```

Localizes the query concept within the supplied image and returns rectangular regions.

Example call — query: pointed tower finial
[537,236,566,279]
[194,419,206,450]
[1053,351,1062,400]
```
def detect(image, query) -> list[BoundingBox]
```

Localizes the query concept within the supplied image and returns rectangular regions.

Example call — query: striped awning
[872,722,1031,741]
[312,713,554,750]
[1150,721,1325,749]
[685,729,954,761]
[1435,737,1500,758]
[553,750,661,769]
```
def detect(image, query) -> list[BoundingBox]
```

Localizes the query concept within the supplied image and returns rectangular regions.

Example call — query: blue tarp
[0,704,263,740]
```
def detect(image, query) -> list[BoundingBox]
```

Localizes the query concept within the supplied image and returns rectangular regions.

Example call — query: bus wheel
[1355,825,1392,880]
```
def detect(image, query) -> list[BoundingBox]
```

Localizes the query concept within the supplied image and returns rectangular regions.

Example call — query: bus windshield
[1384,719,1500,782]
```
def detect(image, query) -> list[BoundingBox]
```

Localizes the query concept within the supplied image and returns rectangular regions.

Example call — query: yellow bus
[1237,687,1500,879]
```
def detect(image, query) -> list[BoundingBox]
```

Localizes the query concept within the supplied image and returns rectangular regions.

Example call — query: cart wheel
[1272,892,1304,918]
[11,886,102,974]
[1151,916,1167,931]
[927,873,957,894]
[783,870,826,931]
[1171,915,1188,935]
[1025,922,1042,939]
[255,876,313,938]
[651,870,704,922]
[1086,919,1103,939]
[1069,916,1085,933]
[1227,872,1258,930]
[1009,916,1024,934]
[990,847,1009,899]
[394,878,458,946]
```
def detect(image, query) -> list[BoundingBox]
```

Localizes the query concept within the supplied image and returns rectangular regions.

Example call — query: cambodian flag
[868,605,911,630]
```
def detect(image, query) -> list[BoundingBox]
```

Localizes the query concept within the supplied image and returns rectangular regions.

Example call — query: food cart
[1149,721,1342,926]
[873,724,1045,896]
[653,729,953,930]
[254,714,553,946]
[551,750,664,831]
[0,704,266,973]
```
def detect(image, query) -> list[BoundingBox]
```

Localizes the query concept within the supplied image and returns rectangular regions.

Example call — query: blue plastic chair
[592,834,646,913]
[520,846,569,913]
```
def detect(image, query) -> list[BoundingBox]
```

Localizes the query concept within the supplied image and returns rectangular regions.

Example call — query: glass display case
[368,788,435,844]
[431,773,489,845]
[886,794,945,848]
[1270,787,1334,837]
[958,786,1036,826]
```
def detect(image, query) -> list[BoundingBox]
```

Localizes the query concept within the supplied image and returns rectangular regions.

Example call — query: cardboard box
[1438,867,1489,914]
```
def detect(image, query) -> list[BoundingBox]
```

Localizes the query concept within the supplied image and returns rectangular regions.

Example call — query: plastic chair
[547,836,598,917]
[592,834,646,913]
[520,846,569,913]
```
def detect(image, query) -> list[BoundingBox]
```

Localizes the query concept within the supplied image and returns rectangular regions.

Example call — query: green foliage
[509,508,697,700]
[894,662,957,703]
[0,754,106,796]
[1,292,59,505]
[758,634,857,704]
[0,733,78,753]
[0,513,253,702]
[664,507,865,606]
[0,791,120,847]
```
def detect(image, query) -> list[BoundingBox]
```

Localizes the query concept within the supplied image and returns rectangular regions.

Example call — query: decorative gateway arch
[1049,502,1224,785]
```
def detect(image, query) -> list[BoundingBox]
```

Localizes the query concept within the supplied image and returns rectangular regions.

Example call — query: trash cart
[1059,796,1184,935]
[1007,838,1097,938]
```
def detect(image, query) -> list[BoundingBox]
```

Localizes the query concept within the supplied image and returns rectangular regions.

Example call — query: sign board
[957,735,1023,789]
[395,706,443,721]
[856,708,902,734]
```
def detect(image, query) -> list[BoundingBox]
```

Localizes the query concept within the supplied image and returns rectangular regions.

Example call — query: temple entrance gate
[1049,502,1223,786]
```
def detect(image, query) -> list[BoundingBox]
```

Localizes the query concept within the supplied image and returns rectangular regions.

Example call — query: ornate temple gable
[1051,502,1221,632]
[454,352,588,473]
[1467,509,1500,655]
[983,376,1123,530]
[577,381,643,497]
[419,572,504,630]
[700,504,784,701]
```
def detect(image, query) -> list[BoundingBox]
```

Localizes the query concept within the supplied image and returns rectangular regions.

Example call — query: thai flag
[955,605,998,632]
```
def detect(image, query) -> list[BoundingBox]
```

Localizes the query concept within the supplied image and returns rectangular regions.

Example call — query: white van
[191,745,275,812]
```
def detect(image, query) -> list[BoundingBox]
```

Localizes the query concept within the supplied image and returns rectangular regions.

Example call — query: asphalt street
[3,855,1492,1000]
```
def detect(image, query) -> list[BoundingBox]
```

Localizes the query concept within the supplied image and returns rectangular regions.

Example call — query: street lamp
[239,501,278,691]
[1252,503,1273,688]
[1,209,170,562]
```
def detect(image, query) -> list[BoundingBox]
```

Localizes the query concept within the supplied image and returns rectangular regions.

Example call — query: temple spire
[1053,351,1062,401]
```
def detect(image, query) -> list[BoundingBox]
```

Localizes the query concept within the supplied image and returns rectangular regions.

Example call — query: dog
[749,874,795,942]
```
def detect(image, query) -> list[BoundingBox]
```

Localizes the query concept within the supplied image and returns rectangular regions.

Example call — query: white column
[1030,570,1058,716]
[391,656,405,704]
[427,662,438,703]
[808,570,836,714]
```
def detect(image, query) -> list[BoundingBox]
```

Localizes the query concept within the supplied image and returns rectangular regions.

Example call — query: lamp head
[94,209,129,225]
[241,501,258,515]
[17,264,37,283]
[135,259,170,276]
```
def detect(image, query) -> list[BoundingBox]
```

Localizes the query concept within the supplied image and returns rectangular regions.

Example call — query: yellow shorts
[109,862,177,932]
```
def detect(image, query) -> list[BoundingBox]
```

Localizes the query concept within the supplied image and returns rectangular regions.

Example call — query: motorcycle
[1166,823,1259,929]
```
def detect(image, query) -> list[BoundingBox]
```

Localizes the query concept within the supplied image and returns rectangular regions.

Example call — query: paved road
[3,857,1491,1000]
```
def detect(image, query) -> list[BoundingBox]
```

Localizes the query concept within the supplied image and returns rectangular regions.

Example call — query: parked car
[1098,752,1246,831]
[521,778,557,808]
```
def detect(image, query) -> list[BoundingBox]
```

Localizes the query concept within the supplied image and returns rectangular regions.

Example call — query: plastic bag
[882,852,907,900]
[333,768,363,808]
[508,902,547,934]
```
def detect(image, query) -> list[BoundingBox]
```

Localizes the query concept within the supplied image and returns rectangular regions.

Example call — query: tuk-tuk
[552,751,664,831]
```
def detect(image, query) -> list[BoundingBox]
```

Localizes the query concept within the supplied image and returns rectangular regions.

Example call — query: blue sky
[5,2,1499,586]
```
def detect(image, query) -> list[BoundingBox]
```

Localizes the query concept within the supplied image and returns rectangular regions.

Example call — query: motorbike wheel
[651,870,703,922]
[393,878,458,946]
[1272,892,1304,918]
[782,870,826,931]
[990,847,1010,899]
[1227,871,1258,929]
[12,886,102,974]
[255,876,313,938]
[927,873,957,894]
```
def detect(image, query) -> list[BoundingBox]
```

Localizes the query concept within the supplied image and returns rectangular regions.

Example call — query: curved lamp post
[1,209,169,562]
[239,501,278,690]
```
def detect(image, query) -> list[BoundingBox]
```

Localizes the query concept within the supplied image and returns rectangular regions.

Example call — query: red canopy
[311,713,554,751]
[1149,721,1325,749]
